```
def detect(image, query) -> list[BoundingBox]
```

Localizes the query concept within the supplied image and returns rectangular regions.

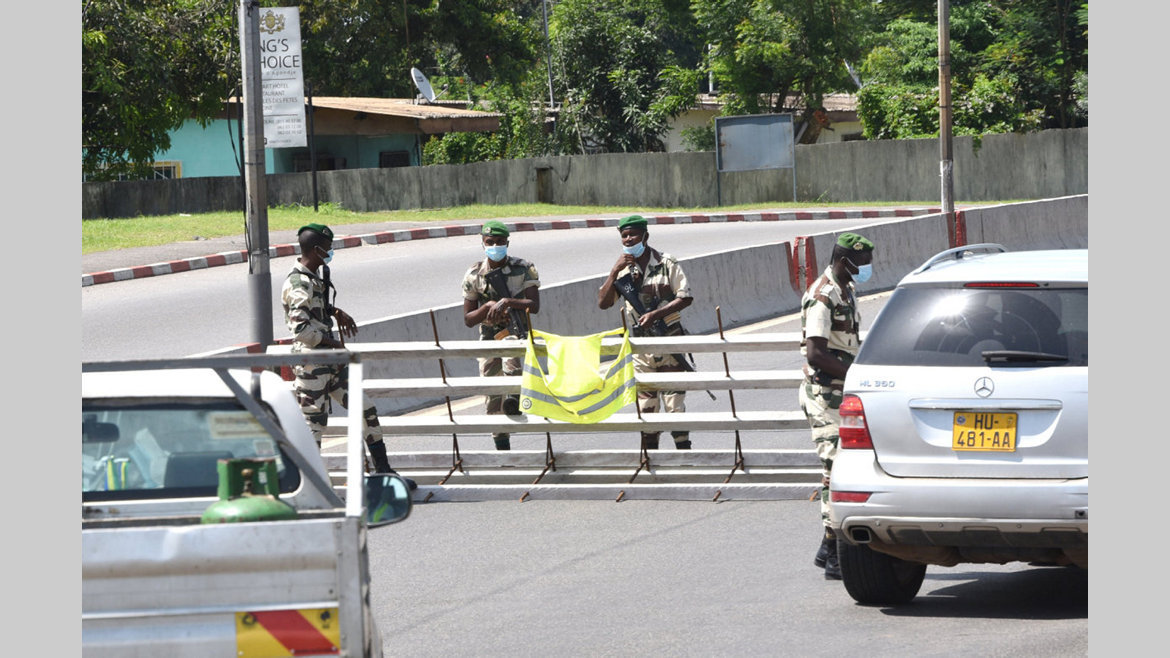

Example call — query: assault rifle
[484,267,530,340]
[321,264,341,346]
[613,272,695,373]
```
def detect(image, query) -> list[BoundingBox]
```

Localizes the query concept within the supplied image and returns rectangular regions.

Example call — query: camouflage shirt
[613,249,692,331]
[800,266,861,383]
[461,256,540,339]
[281,262,333,351]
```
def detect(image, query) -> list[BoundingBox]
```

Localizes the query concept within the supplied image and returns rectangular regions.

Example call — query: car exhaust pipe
[849,527,873,544]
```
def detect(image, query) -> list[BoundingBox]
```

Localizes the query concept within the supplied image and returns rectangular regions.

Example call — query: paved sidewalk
[82,206,939,286]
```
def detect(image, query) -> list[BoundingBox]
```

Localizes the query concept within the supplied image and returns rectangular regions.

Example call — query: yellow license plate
[952,412,1017,452]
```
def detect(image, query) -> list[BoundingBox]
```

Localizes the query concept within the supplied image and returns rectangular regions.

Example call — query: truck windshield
[82,399,301,500]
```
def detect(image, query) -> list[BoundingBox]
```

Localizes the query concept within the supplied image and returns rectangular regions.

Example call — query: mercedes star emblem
[974,377,994,397]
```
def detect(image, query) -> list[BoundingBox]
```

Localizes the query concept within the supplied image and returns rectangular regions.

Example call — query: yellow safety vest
[519,328,636,423]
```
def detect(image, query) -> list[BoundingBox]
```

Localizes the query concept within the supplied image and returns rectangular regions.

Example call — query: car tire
[837,539,927,605]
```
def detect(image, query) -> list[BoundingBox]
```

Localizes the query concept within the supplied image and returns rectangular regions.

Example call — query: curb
[82,207,936,287]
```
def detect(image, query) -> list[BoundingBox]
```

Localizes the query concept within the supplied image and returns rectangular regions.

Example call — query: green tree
[549,0,703,153]
[82,0,237,181]
[856,0,1087,140]
[692,0,874,142]
[298,0,540,98]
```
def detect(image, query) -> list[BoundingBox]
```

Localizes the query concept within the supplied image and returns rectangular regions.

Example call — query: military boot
[493,433,511,451]
[368,439,393,474]
[502,395,520,416]
[368,440,417,491]
[814,528,835,568]
[672,431,691,450]
[823,535,842,580]
[640,432,660,451]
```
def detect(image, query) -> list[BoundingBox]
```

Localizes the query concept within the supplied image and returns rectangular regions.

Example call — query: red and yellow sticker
[236,607,341,656]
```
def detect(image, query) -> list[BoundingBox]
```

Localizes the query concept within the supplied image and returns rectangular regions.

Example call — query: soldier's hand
[612,254,635,274]
[486,299,508,325]
[636,309,658,329]
[334,308,358,338]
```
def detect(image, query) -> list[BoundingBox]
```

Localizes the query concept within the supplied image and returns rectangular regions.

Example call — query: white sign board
[258,7,306,148]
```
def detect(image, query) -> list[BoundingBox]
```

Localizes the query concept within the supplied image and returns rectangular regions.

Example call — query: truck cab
[82,355,409,657]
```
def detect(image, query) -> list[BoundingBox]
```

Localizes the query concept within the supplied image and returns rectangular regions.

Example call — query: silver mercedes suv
[829,244,1088,605]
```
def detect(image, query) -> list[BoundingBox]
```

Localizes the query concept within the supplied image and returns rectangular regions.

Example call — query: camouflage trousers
[634,353,688,447]
[478,337,521,442]
[798,379,842,528]
[293,362,382,447]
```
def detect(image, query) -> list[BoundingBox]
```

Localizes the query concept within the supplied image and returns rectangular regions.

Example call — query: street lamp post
[238,0,273,348]
[938,0,958,246]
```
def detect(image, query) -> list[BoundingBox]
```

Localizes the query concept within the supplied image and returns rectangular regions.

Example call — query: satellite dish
[410,67,436,103]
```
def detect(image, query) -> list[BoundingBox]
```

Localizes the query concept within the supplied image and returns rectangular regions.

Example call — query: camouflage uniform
[798,265,861,528]
[615,250,693,449]
[462,255,540,448]
[281,262,384,452]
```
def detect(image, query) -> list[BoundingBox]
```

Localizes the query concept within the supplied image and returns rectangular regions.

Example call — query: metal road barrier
[270,321,825,503]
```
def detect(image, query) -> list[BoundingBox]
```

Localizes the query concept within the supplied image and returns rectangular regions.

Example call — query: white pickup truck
[82,352,409,657]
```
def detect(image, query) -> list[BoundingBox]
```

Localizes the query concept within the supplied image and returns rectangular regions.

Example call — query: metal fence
[275,326,825,502]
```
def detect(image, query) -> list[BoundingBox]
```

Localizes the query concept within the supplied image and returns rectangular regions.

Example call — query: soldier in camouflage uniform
[799,232,875,579]
[461,220,541,451]
[597,215,694,451]
[281,224,412,487]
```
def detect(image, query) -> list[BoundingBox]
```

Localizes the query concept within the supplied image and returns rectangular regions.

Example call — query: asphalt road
[366,499,1088,656]
[81,217,883,361]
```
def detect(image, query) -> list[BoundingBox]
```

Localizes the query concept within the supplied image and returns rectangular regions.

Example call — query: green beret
[836,232,874,251]
[481,220,509,237]
[298,223,333,240]
[618,215,648,231]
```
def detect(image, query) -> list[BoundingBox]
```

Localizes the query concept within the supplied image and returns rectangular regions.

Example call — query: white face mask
[847,258,872,283]
[622,241,646,258]
[484,244,507,261]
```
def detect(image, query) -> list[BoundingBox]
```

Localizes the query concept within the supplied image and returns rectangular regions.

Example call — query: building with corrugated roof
[139,97,502,180]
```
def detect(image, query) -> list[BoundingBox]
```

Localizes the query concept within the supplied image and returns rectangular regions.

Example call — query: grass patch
[82,200,954,254]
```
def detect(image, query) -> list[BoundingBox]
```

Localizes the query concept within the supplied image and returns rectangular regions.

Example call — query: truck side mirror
[363,474,413,527]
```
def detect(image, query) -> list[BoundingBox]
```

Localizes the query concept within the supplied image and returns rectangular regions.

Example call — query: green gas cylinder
[200,458,298,523]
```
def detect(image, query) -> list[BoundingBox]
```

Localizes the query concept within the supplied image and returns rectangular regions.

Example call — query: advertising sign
[258,7,306,148]
[714,114,795,173]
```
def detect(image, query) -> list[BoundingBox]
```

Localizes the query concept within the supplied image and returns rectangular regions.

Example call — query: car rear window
[856,286,1087,367]
[82,399,301,501]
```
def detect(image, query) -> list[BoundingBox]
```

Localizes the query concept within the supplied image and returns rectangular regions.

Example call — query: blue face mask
[853,262,873,283]
[317,246,334,264]
[622,241,646,259]
[484,244,507,261]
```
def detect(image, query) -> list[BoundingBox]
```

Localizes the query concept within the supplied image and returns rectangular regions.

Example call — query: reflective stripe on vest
[520,327,637,424]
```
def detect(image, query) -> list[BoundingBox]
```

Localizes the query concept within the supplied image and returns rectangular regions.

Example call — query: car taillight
[831,491,872,503]
[838,395,873,449]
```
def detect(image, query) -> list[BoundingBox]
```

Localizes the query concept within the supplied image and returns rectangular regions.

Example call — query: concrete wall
[243,195,1086,415]
[82,128,1087,219]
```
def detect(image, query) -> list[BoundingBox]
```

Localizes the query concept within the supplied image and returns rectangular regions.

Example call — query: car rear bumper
[829,449,1087,566]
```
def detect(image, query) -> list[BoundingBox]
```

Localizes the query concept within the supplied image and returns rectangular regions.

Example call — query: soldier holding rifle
[597,215,695,451]
[281,223,412,487]
[461,221,541,451]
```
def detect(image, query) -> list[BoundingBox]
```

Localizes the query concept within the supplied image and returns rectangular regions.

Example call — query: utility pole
[239,0,273,348]
[938,0,958,246]
[542,0,555,108]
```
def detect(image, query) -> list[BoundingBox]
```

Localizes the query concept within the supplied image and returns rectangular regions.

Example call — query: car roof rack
[911,243,1007,274]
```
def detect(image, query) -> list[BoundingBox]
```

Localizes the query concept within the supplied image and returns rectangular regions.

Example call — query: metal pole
[938,0,956,244]
[239,0,273,348]
[307,81,319,212]
[542,0,555,108]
